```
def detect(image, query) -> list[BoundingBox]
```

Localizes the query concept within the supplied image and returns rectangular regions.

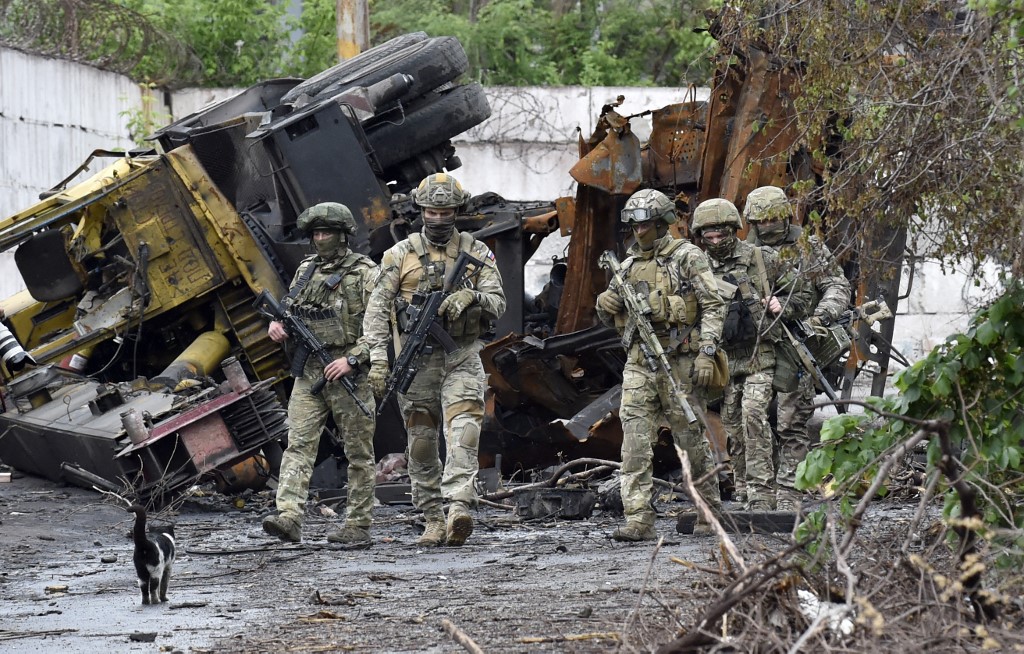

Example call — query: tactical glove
[438,288,476,321]
[648,290,670,322]
[596,289,624,314]
[367,361,388,397]
[692,351,716,389]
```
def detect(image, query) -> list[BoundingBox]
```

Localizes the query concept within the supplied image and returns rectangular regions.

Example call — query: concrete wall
[0,49,144,298]
[0,47,999,370]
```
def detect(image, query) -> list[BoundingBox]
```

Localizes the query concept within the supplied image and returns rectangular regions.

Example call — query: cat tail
[128,504,148,549]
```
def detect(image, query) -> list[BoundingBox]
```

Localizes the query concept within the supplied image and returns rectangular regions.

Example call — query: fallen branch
[0,628,78,641]
[481,457,715,503]
[441,619,485,654]
[677,449,745,571]
[520,632,620,644]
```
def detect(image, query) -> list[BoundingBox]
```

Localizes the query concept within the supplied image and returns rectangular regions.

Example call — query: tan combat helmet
[691,198,742,233]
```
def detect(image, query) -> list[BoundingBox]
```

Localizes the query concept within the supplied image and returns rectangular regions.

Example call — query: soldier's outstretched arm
[362,249,402,366]
[808,239,852,324]
[347,259,380,368]
[765,247,814,321]
[471,242,507,321]
[683,248,726,347]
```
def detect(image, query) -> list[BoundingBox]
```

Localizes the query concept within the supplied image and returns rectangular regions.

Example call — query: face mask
[755,221,788,245]
[703,232,736,260]
[633,222,658,251]
[423,214,456,245]
[313,232,344,259]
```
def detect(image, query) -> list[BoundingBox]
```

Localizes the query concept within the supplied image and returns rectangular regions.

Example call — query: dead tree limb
[932,421,999,623]
[678,449,745,571]
[441,619,485,654]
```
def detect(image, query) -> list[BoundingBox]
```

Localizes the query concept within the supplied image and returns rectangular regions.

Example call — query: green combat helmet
[410,172,470,209]
[691,198,742,233]
[743,186,791,224]
[620,188,678,225]
[296,202,357,235]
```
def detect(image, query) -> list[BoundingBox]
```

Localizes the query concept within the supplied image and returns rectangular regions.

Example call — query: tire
[365,83,491,170]
[281,32,427,103]
[282,35,469,106]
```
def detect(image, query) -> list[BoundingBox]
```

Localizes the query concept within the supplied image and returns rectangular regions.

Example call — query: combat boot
[327,524,372,547]
[692,504,725,536]
[418,509,447,547]
[262,513,301,543]
[446,503,474,546]
[612,522,657,542]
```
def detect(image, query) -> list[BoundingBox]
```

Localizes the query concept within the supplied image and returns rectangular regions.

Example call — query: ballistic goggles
[620,207,655,224]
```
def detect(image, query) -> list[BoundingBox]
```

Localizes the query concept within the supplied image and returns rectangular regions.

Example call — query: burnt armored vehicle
[0,27,901,504]
[0,34,540,505]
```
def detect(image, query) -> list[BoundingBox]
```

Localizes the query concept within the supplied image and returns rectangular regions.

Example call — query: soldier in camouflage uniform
[691,198,811,511]
[744,186,851,509]
[595,189,727,541]
[363,173,506,547]
[262,203,378,546]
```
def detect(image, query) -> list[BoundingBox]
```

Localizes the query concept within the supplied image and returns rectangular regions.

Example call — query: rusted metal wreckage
[0,30,901,505]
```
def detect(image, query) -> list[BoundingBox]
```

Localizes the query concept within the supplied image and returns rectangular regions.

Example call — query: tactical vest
[616,240,700,346]
[397,232,486,340]
[289,252,371,348]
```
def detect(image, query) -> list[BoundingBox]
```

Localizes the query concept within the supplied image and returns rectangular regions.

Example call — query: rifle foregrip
[311,377,328,395]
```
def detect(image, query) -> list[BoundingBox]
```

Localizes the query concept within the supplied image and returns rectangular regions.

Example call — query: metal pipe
[151,331,230,390]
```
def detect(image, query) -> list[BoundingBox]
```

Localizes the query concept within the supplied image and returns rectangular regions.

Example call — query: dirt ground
[0,470,738,653]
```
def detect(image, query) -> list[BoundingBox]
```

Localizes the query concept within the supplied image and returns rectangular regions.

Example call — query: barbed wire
[0,0,203,88]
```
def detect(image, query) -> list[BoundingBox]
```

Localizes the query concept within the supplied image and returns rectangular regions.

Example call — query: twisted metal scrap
[0,0,202,88]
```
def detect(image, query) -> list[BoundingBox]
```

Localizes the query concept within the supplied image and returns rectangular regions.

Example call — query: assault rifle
[598,250,697,424]
[253,290,372,417]
[378,251,484,414]
[781,321,840,402]
[783,298,893,404]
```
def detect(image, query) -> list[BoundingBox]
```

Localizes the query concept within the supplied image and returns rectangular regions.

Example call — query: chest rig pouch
[398,233,485,339]
[291,257,366,350]
[720,273,758,349]
[614,246,699,350]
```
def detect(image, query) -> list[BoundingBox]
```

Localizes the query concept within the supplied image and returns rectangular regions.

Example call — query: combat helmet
[743,186,792,223]
[296,202,357,234]
[410,172,470,209]
[620,189,678,225]
[691,198,742,233]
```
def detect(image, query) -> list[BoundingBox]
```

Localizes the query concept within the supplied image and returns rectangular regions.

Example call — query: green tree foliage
[797,281,1024,536]
[368,0,718,86]
[118,0,295,86]
[61,0,719,87]
[717,1,1024,275]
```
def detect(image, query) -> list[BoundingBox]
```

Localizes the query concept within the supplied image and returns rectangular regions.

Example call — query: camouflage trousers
[619,350,721,527]
[276,372,376,527]
[398,341,485,514]
[722,368,776,506]
[774,372,815,495]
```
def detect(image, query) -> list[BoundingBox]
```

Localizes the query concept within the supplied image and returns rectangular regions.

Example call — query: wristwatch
[346,355,359,369]
[698,344,717,357]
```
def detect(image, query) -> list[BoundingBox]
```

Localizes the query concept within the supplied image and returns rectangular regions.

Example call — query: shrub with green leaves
[797,281,1024,532]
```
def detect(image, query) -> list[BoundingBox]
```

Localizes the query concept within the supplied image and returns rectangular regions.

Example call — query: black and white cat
[128,504,176,605]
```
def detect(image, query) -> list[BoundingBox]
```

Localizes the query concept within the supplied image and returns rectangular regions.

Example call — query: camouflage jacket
[363,229,506,365]
[747,225,851,324]
[596,234,726,351]
[709,239,813,347]
[286,249,378,367]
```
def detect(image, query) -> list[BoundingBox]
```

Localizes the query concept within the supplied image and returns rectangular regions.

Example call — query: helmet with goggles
[620,189,678,225]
